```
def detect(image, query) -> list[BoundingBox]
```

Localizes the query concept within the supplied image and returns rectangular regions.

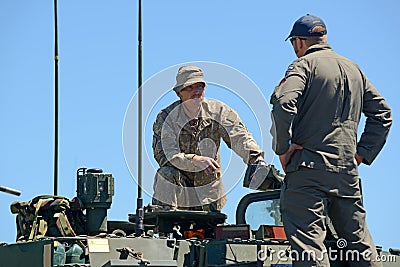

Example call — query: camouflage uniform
[152,98,263,210]
[271,42,392,266]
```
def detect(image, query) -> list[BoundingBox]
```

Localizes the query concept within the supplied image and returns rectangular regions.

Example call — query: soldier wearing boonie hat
[270,14,392,267]
[152,65,265,211]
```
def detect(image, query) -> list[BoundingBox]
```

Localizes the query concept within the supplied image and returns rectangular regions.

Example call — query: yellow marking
[88,238,110,253]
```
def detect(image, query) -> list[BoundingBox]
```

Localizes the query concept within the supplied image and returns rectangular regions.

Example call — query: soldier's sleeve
[152,111,169,167]
[356,76,392,165]
[270,59,307,155]
[220,106,264,164]
[153,110,197,171]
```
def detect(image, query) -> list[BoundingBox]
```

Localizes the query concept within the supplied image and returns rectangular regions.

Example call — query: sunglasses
[290,37,307,43]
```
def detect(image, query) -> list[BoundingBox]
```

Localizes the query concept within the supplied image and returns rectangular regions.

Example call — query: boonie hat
[173,65,207,92]
[285,14,327,41]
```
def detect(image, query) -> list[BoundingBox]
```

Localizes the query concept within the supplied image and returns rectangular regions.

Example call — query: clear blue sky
[1,0,398,250]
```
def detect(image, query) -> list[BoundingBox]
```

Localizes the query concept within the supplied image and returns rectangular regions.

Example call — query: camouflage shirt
[153,98,264,187]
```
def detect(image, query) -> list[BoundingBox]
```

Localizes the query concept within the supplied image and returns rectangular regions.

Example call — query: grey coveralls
[270,44,392,266]
[152,99,264,210]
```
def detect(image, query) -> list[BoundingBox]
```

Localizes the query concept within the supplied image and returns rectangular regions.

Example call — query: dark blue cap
[285,14,327,41]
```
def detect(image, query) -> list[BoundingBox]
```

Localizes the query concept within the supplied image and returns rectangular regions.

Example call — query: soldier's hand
[279,143,303,173]
[355,153,364,165]
[192,155,220,175]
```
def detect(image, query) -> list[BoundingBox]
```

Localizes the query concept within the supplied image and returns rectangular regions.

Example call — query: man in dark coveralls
[270,14,392,266]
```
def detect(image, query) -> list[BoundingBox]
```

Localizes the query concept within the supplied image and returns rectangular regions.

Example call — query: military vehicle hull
[1,188,399,267]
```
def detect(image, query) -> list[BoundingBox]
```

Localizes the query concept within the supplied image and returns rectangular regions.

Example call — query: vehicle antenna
[53,0,59,196]
[0,186,21,196]
[135,0,145,236]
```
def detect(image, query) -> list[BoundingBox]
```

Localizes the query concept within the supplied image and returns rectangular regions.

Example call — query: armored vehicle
[1,1,398,266]
[1,166,399,267]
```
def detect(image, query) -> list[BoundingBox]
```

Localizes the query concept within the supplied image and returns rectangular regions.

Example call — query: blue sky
[1,0,399,250]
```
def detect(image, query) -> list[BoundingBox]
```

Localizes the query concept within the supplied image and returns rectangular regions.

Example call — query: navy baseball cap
[285,14,327,41]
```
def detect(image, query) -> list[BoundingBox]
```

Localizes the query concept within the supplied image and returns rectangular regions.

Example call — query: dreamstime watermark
[257,238,397,263]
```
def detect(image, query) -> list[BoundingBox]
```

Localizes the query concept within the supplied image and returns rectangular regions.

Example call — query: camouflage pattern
[10,195,85,241]
[152,99,263,210]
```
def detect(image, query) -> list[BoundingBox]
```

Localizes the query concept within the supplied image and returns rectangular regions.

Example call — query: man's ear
[176,91,181,99]
[300,39,306,49]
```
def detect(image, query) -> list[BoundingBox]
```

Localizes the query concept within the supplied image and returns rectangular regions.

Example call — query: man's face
[289,36,307,58]
[177,82,205,102]
[177,82,205,118]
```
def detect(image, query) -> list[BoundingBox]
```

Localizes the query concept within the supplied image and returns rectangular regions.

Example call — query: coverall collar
[304,43,332,56]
